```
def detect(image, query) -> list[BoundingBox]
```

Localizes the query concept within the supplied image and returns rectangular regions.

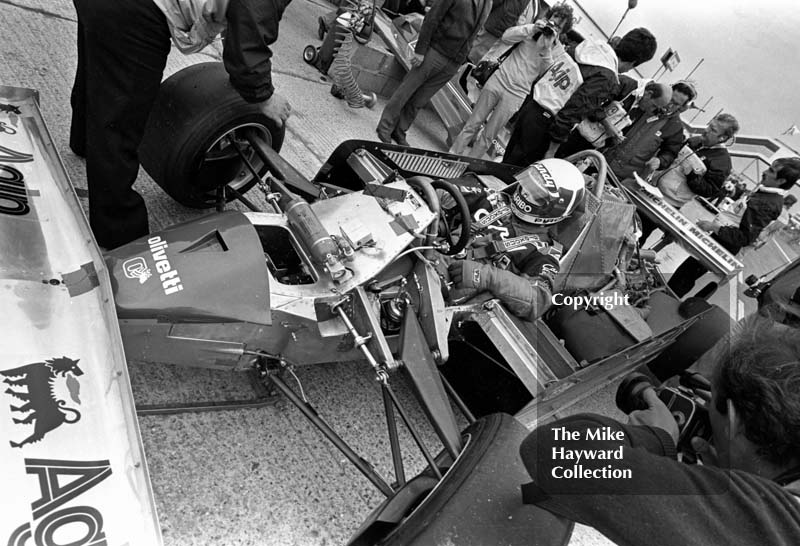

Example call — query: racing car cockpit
[101,134,741,546]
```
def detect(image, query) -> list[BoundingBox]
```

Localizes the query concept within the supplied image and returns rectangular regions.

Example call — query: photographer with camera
[502,27,657,167]
[518,314,800,545]
[449,4,574,159]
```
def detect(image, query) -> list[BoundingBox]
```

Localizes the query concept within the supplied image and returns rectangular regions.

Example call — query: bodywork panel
[0,85,162,546]
[106,210,271,324]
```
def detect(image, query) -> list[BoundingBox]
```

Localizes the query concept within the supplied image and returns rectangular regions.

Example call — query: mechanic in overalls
[442,158,585,321]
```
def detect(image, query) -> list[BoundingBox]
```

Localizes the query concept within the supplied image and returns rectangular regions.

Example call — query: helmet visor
[511,163,564,222]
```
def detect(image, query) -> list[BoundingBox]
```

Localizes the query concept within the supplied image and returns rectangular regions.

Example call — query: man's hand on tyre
[260,93,292,126]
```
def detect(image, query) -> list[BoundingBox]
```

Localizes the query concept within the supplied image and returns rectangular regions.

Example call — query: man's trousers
[71,0,171,248]
[377,48,460,140]
[449,75,524,159]
[502,99,552,168]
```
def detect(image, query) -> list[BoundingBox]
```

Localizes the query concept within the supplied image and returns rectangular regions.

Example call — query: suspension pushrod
[331,303,381,370]
[382,383,443,480]
[439,372,476,424]
[227,139,269,212]
[223,179,261,212]
[268,373,394,497]
[382,386,406,487]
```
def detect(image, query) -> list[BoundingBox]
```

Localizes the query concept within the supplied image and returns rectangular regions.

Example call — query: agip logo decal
[7,459,112,546]
[1,357,83,448]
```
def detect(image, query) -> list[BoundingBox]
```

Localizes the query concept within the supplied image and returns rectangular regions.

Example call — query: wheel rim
[347,434,472,546]
[193,123,273,204]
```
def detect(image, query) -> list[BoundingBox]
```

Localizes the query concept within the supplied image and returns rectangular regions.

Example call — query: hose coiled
[331,26,366,109]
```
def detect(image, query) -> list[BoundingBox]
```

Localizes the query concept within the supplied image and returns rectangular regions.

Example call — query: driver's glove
[447,258,557,321]
[448,259,489,291]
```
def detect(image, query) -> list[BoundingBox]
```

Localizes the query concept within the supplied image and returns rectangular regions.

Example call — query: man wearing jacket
[605,81,695,180]
[376,0,491,146]
[70,0,292,249]
[668,157,800,298]
[657,113,740,208]
[502,28,657,167]
[519,313,800,546]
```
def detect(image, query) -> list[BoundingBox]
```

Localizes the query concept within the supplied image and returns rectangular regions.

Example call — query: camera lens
[615,373,654,414]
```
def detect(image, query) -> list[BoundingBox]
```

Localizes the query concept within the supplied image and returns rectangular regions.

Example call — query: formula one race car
[97,63,744,544]
[0,64,741,545]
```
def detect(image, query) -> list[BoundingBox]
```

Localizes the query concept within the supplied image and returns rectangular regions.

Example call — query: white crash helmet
[509,159,585,225]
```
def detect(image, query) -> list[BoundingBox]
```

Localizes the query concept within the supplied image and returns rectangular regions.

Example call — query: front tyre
[349,414,573,546]
[139,62,285,208]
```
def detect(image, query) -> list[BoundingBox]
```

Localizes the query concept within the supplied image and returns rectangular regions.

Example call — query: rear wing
[0,86,162,545]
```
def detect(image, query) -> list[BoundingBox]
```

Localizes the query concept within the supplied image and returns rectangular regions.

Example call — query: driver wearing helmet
[443,158,585,321]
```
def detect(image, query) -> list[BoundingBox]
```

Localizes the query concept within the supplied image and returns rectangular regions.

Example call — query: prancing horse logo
[1,356,83,448]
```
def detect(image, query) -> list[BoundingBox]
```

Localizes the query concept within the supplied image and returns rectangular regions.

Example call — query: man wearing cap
[443,158,586,321]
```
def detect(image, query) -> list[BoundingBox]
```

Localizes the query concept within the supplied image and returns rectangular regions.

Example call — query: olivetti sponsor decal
[148,236,183,295]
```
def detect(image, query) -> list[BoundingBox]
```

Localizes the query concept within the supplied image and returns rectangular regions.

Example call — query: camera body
[540,21,559,36]
[657,385,712,453]
[743,273,766,298]
[616,373,712,463]
[532,20,560,41]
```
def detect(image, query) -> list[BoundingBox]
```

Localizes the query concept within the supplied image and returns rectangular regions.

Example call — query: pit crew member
[70,0,293,249]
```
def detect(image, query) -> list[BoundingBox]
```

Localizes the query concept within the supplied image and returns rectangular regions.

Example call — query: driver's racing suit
[442,177,563,321]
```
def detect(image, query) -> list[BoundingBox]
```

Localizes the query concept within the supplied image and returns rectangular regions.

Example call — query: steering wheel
[562,149,607,199]
[431,180,472,255]
[406,176,472,255]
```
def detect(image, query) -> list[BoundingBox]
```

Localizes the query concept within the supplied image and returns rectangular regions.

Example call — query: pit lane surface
[0,1,619,544]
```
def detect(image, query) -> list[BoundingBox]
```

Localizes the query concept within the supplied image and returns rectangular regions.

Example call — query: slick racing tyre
[139,62,285,209]
[348,414,573,546]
